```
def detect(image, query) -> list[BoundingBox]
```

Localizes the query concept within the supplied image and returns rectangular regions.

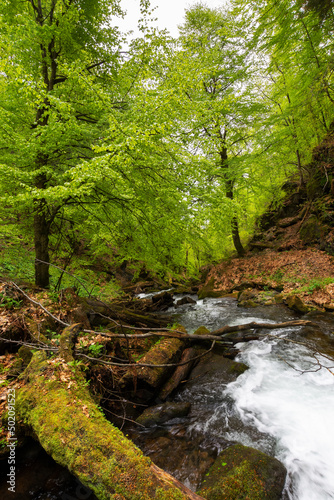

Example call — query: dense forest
[0,0,333,291]
[1,1,334,500]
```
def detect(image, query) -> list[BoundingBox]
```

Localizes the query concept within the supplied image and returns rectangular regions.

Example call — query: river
[1,294,334,499]
[131,295,334,500]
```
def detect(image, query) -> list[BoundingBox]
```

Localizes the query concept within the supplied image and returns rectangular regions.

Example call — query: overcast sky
[117,0,229,38]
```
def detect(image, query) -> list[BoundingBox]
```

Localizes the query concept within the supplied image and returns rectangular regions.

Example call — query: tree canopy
[0,0,333,288]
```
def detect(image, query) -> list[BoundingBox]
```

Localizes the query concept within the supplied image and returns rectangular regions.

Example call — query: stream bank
[1,283,334,499]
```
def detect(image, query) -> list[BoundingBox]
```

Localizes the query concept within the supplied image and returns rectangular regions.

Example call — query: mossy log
[16,339,203,499]
[120,337,185,392]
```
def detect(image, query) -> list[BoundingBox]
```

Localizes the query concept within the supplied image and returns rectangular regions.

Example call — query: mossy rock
[299,215,322,244]
[198,444,287,500]
[198,278,224,300]
[228,361,249,376]
[193,326,210,336]
[285,295,310,314]
[238,289,282,308]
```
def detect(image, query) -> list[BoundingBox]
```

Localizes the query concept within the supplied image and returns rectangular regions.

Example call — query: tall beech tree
[168,4,263,257]
[0,0,197,286]
[0,0,125,287]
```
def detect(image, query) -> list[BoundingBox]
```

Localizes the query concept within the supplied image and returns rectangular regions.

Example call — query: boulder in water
[198,443,287,500]
[136,402,191,427]
[175,296,197,307]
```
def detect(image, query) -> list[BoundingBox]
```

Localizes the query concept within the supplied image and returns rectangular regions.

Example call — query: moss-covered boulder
[193,326,210,336]
[285,294,310,314]
[198,444,287,500]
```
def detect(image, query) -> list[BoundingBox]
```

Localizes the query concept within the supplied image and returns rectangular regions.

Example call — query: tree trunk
[231,215,245,257]
[17,335,204,500]
[34,201,50,288]
[221,146,245,257]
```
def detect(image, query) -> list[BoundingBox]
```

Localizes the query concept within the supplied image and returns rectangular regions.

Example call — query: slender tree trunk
[220,147,245,257]
[34,202,50,288]
[231,215,245,257]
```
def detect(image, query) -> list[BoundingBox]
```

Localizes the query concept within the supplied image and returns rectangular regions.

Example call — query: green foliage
[88,343,104,357]
[68,359,86,372]
[0,0,333,286]
[0,294,22,309]
[295,277,334,294]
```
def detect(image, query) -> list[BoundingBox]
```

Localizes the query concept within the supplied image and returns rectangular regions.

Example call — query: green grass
[294,277,334,294]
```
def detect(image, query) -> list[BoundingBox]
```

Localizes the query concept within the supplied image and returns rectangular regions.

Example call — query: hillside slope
[201,130,334,310]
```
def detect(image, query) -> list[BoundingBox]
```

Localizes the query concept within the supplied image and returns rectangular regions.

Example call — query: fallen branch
[10,282,69,327]
[210,320,317,337]
[77,341,216,368]
[10,282,317,341]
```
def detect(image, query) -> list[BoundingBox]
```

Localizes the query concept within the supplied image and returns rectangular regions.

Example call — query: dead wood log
[210,320,316,337]
[119,337,186,393]
[158,347,197,401]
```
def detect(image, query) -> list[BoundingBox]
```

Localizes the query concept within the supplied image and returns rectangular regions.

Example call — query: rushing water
[2,294,334,499]
[133,295,334,500]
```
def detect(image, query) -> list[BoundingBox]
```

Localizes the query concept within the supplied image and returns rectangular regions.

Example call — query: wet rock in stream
[136,401,191,427]
[128,424,217,492]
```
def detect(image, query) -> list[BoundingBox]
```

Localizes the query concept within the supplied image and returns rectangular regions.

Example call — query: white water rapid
[227,333,334,500]
[173,296,334,499]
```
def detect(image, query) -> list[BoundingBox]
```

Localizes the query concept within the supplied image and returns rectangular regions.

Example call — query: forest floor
[205,245,334,310]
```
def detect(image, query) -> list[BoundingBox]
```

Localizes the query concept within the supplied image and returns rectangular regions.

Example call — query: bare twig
[77,341,216,368]
[10,282,69,327]
[35,259,92,296]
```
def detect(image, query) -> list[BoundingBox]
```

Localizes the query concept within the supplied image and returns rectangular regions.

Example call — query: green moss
[200,460,266,500]
[193,326,210,336]
[299,215,322,244]
[17,346,33,365]
[16,351,189,500]
[156,488,185,500]
[228,362,249,376]
[199,444,286,500]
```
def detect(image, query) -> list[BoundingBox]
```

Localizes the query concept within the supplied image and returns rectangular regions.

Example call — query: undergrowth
[0,224,121,300]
